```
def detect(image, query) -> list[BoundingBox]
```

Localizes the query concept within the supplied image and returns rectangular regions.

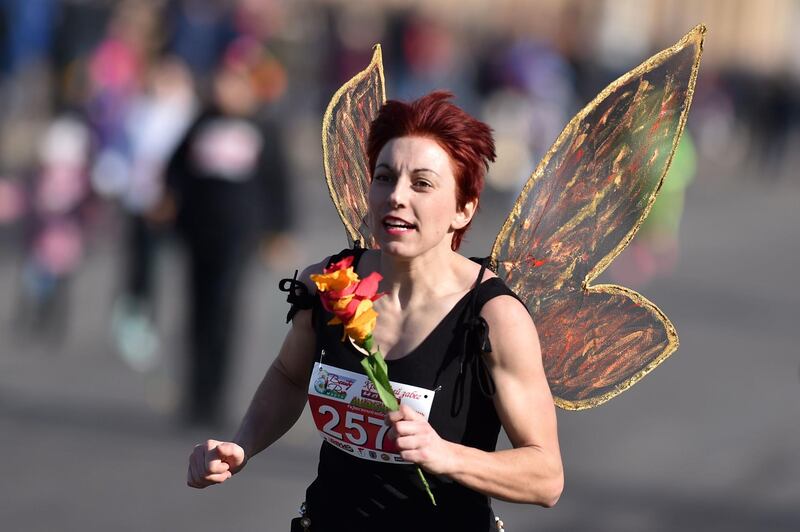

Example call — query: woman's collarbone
[376,291,466,360]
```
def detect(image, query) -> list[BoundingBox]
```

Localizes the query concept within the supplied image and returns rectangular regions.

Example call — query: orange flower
[310,257,358,294]
[311,256,383,346]
[344,299,379,343]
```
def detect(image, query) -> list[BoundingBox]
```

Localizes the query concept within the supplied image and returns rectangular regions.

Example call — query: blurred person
[111,56,198,372]
[394,14,475,110]
[478,38,576,197]
[233,0,287,42]
[326,2,387,87]
[0,0,58,78]
[689,70,741,175]
[161,36,291,427]
[608,132,698,287]
[17,113,93,341]
[0,62,54,227]
[748,73,796,181]
[85,0,163,199]
[496,40,575,173]
[165,0,238,82]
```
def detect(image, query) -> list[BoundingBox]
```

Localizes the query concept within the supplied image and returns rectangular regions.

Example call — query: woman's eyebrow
[375,163,396,172]
[412,168,440,176]
[375,163,439,177]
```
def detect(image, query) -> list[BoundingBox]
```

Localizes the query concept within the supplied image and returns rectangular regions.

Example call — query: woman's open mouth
[382,216,417,234]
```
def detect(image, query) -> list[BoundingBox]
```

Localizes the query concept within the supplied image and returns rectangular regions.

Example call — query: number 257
[318,406,389,450]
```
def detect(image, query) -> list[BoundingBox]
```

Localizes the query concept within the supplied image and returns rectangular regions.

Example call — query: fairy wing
[491,25,705,410]
[321,28,705,409]
[322,45,385,249]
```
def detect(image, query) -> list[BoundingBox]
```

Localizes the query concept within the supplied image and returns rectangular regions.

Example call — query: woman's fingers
[206,458,231,474]
[395,434,422,450]
[187,440,238,488]
[388,405,434,445]
[203,470,233,484]
[387,403,422,422]
[215,442,246,469]
[386,405,453,471]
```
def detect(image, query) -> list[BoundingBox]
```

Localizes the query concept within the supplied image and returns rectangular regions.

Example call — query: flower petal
[324,255,354,274]
[327,282,358,299]
[331,295,360,323]
[351,298,373,319]
[354,272,383,299]
[345,304,378,342]
[311,267,359,292]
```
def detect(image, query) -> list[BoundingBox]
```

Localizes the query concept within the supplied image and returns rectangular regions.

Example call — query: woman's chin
[377,238,451,261]
[375,235,424,258]
[377,241,412,258]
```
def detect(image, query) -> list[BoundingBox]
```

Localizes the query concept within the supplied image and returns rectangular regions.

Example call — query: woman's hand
[186,439,246,488]
[388,404,455,475]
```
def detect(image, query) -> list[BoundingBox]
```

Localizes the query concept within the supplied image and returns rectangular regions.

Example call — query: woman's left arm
[388,295,563,506]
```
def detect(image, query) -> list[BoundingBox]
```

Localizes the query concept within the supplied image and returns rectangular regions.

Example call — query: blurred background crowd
[0,1,798,530]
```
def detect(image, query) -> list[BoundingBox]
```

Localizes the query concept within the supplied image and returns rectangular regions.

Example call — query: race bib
[307,361,436,463]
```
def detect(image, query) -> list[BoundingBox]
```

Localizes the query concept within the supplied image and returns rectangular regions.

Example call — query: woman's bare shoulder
[481,292,530,319]
[480,287,534,335]
[481,294,540,369]
[456,253,498,285]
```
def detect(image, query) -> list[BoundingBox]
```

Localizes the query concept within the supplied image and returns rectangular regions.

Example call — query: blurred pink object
[89,38,142,91]
[0,179,26,224]
[35,166,87,215]
[33,220,83,276]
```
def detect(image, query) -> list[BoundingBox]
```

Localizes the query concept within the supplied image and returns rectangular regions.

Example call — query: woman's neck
[376,247,461,309]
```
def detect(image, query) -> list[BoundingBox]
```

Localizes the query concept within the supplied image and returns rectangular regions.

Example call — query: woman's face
[368,136,474,259]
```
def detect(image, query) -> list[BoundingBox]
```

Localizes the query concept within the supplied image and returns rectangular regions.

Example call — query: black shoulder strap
[325,246,367,269]
[451,258,529,416]
[452,258,495,415]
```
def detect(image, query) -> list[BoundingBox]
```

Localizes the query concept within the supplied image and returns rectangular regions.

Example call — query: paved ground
[1,156,798,531]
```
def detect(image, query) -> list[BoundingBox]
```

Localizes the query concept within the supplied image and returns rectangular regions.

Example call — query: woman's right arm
[187,264,322,489]
[233,305,316,459]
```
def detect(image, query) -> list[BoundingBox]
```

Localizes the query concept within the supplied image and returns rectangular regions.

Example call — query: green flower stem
[359,350,397,411]
[417,467,436,506]
[359,345,436,506]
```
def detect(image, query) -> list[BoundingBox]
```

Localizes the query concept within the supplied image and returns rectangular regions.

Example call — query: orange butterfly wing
[491,26,705,409]
[321,45,385,249]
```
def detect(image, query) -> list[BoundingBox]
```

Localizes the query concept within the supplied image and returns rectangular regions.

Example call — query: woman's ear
[452,199,477,230]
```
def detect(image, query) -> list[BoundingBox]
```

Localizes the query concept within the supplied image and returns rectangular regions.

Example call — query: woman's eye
[413,180,432,189]
[374,173,392,182]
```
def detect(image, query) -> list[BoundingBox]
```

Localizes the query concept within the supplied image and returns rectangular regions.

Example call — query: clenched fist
[187,440,246,488]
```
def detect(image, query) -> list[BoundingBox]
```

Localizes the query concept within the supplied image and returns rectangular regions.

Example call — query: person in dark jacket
[164,37,290,427]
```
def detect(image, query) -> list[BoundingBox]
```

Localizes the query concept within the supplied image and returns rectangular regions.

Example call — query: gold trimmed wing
[490,25,705,410]
[321,45,386,249]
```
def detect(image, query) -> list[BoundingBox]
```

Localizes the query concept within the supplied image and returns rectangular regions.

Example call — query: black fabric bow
[278,270,315,323]
[451,259,497,417]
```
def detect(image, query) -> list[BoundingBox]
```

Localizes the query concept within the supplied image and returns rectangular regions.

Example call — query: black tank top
[304,248,523,531]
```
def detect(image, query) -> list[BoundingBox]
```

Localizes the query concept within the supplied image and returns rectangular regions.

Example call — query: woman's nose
[387,181,408,208]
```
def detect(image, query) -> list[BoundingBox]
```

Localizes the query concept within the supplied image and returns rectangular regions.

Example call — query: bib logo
[360,379,383,402]
[313,368,356,400]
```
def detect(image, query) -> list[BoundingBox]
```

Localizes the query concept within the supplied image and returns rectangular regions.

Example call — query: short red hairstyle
[367,91,496,251]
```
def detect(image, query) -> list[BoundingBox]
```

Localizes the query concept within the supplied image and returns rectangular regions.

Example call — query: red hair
[367,91,496,251]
